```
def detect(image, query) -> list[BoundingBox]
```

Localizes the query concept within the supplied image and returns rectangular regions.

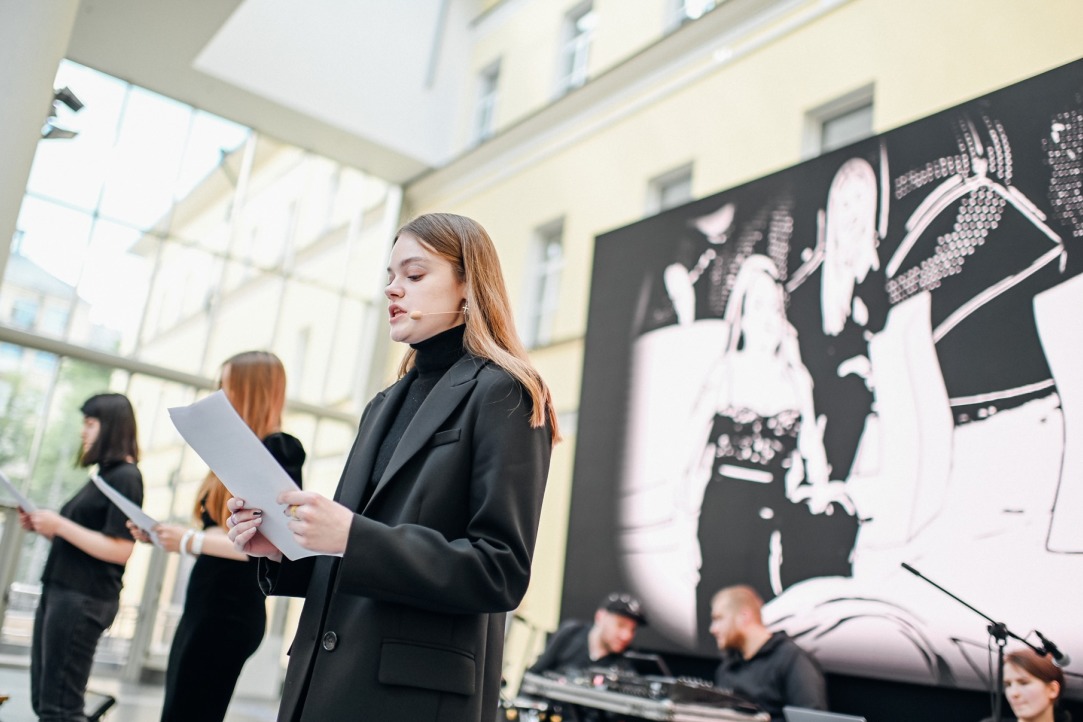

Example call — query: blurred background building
[1,0,1080,714]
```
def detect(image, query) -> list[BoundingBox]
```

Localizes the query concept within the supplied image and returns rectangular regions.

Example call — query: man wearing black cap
[527,592,648,675]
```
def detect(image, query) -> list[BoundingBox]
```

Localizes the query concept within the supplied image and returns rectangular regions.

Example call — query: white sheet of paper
[90,472,163,547]
[0,469,37,512]
[168,390,328,560]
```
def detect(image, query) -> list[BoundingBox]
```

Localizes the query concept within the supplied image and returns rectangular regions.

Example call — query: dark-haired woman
[130,351,305,722]
[228,213,557,722]
[19,393,143,722]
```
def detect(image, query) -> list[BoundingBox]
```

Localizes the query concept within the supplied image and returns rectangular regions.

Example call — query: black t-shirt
[40,459,143,600]
[527,620,636,675]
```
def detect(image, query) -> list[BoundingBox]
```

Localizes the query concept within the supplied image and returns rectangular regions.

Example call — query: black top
[527,620,636,675]
[259,340,553,721]
[368,324,466,494]
[41,459,143,600]
[186,432,306,615]
[714,632,827,722]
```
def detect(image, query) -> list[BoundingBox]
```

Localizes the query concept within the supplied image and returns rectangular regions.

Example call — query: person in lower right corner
[981,646,1071,722]
[709,584,826,722]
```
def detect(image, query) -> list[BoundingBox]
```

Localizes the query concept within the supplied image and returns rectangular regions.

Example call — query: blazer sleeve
[335,368,552,614]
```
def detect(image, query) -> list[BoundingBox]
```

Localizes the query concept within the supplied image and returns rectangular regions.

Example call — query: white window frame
[473,60,501,144]
[557,2,595,96]
[522,219,565,348]
[646,163,694,215]
[802,84,875,159]
[668,0,718,31]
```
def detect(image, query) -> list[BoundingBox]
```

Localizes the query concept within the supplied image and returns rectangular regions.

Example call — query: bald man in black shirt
[710,585,826,722]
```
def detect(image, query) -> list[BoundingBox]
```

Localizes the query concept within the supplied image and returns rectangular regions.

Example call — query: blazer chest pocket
[378,639,476,695]
[427,428,461,448]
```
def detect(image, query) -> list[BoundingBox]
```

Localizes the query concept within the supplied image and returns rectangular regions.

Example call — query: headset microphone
[408,305,469,321]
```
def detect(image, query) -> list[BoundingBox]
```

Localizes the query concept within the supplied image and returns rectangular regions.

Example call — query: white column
[0,0,81,280]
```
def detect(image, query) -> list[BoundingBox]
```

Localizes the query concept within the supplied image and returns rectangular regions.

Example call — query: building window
[821,103,874,152]
[40,307,69,336]
[523,220,565,348]
[803,85,875,158]
[646,163,694,215]
[557,3,596,95]
[669,0,717,30]
[0,343,23,370]
[473,61,501,144]
[10,298,39,329]
[34,351,58,373]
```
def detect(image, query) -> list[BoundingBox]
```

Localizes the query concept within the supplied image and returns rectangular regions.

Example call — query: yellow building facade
[400,0,1083,646]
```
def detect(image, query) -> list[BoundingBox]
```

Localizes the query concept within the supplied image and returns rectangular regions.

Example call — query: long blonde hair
[394,213,560,444]
[194,351,287,526]
[723,254,784,354]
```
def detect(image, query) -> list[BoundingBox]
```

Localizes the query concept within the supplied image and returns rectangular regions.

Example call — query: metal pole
[0,504,28,636]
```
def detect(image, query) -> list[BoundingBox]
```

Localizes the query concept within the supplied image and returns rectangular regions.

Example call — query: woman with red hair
[131,350,305,722]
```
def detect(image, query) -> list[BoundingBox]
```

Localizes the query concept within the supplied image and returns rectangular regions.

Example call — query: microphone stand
[900,563,1046,722]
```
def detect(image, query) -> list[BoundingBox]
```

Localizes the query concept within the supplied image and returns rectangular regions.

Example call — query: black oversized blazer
[261,352,552,722]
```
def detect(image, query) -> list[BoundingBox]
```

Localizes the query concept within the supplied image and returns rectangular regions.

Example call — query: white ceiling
[65,0,478,184]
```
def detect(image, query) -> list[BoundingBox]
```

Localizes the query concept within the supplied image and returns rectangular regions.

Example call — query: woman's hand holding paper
[226,496,282,562]
[277,490,353,556]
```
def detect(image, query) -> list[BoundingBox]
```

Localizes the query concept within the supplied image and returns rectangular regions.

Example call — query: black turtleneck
[366,324,467,502]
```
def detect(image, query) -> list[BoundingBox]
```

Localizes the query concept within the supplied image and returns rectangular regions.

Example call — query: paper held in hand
[0,469,37,512]
[90,472,163,547]
[168,390,327,560]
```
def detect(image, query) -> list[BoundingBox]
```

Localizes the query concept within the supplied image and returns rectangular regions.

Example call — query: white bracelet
[179,528,196,558]
[191,530,205,556]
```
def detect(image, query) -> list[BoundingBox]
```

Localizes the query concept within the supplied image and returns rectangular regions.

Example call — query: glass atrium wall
[0,60,399,680]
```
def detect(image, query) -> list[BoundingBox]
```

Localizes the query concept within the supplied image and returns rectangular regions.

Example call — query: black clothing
[260,341,552,722]
[161,432,305,722]
[31,586,119,722]
[527,620,635,675]
[368,324,465,498]
[714,632,826,722]
[32,460,142,721]
[40,460,142,600]
[695,408,857,649]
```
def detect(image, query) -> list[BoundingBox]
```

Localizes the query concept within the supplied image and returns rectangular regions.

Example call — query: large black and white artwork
[566,58,1083,692]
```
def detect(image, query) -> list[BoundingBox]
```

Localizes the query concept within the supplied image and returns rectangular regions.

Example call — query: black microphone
[1035,631,1071,668]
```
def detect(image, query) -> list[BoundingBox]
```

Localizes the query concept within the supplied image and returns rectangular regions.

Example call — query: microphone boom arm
[899,562,1045,722]
[899,563,1041,651]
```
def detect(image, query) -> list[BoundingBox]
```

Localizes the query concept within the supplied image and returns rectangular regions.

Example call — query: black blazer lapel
[336,373,415,511]
[364,355,486,511]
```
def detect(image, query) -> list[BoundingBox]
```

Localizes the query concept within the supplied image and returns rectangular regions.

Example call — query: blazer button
[322,631,338,651]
